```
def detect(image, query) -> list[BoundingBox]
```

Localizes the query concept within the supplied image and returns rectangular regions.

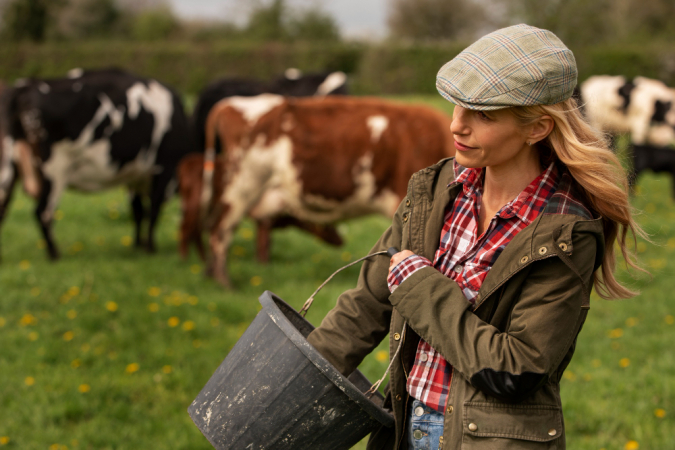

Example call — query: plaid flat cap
[436,24,577,110]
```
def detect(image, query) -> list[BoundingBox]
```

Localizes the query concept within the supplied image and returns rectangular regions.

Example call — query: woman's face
[450,105,535,170]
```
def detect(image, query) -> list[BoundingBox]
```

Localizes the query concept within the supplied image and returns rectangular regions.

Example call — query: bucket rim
[259,290,395,428]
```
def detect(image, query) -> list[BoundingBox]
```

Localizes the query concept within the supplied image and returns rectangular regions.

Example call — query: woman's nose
[450,106,469,135]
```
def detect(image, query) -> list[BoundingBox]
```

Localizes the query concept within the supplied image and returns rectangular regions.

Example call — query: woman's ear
[528,115,554,145]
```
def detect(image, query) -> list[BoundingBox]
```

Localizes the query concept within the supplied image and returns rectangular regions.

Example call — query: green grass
[0,96,673,449]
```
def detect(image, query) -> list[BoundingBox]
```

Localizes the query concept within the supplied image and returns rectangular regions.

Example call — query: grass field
[0,96,674,450]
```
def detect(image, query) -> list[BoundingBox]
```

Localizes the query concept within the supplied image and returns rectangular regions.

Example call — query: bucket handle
[299,247,399,317]
[299,247,406,399]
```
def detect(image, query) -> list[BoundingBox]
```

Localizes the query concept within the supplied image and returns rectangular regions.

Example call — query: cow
[0,68,192,259]
[579,75,675,195]
[185,69,348,261]
[201,94,455,287]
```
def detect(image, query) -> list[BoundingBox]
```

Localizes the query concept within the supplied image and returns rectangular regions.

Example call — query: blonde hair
[511,97,647,299]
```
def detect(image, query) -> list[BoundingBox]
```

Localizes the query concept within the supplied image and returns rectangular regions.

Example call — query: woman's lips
[454,140,476,152]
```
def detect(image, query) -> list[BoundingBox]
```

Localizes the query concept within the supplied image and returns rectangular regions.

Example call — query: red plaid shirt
[387,160,560,413]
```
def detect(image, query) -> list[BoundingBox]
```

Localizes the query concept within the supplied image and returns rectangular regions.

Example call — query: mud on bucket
[188,290,395,450]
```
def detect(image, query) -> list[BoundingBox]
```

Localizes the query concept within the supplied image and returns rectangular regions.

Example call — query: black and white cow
[580,75,675,194]
[191,68,348,153]
[0,68,192,259]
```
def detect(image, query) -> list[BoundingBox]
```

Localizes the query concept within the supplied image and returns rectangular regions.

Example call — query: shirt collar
[451,160,559,223]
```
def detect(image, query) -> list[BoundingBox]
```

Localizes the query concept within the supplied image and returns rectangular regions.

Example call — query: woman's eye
[477,111,490,120]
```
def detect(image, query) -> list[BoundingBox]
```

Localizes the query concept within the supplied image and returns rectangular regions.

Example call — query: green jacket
[307,157,605,450]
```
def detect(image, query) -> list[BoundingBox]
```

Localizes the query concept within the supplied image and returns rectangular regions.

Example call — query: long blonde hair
[511,97,647,299]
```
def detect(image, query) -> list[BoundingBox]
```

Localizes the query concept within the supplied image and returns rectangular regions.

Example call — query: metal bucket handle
[298,247,407,398]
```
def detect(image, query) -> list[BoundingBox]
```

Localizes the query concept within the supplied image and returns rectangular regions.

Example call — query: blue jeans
[407,399,445,450]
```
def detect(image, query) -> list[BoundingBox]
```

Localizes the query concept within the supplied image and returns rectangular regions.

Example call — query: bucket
[188,290,395,450]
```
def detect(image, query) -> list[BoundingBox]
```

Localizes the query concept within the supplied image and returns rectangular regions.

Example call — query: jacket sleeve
[306,199,407,376]
[389,225,597,403]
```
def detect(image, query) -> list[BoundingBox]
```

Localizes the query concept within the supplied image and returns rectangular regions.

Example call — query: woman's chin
[454,153,484,169]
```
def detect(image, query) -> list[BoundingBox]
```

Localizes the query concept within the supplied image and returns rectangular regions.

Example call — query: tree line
[2,0,674,48]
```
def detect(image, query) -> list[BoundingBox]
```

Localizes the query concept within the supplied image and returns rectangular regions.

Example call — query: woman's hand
[388,250,415,276]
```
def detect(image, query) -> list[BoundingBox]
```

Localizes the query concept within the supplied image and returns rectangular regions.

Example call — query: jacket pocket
[461,402,562,450]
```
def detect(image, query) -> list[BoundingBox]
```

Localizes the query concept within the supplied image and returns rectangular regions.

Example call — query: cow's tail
[200,107,220,223]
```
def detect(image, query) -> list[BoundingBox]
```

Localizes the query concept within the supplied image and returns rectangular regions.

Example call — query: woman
[307,24,644,449]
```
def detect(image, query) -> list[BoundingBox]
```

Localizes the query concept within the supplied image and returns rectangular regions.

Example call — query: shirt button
[453,264,463,273]
[393,333,401,341]
[419,353,428,362]
[468,423,478,432]
[414,406,424,416]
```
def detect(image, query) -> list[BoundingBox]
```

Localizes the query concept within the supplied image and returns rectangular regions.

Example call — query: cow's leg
[130,192,145,248]
[255,219,273,263]
[35,176,61,260]
[0,162,19,262]
[147,172,175,254]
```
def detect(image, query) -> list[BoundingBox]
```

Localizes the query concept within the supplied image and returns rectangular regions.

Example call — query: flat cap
[436,24,577,110]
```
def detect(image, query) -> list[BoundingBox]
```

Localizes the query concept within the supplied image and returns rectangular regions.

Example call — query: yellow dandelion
[148,286,161,297]
[636,242,647,253]
[649,258,667,269]
[68,286,80,296]
[0,436,9,445]
[78,384,90,393]
[608,328,624,338]
[625,317,638,327]
[563,371,576,381]
[71,359,81,368]
[106,301,118,312]
[190,264,202,274]
[19,260,31,270]
[109,209,119,219]
[182,320,195,331]
[120,236,132,246]
[207,302,217,312]
[625,440,639,450]
[0,317,5,327]
[666,315,674,325]
[655,408,666,418]
[168,317,180,327]
[592,359,602,368]
[126,363,140,374]
[108,351,118,360]
[311,253,322,263]
[28,331,39,341]
[63,331,74,341]
[71,242,84,253]
[89,293,98,301]
[49,444,60,450]
[95,236,105,246]
[162,365,172,374]
[240,228,254,240]
[583,374,592,381]
[193,339,202,348]
[30,287,41,296]
[645,203,656,214]
[81,343,90,352]
[611,342,621,350]
[341,251,352,262]
[37,239,46,249]
[375,350,389,362]
[188,295,198,305]
[210,317,220,327]
[667,237,675,250]
[67,310,77,319]
[25,376,35,386]
[232,246,246,257]
[619,358,630,368]
[59,294,71,304]
[54,210,64,220]
[250,276,263,287]
[148,303,160,312]
[20,313,37,326]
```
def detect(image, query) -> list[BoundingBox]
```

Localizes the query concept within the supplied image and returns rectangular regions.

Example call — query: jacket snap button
[393,333,401,341]
[413,429,423,440]
[395,394,402,401]
[548,428,557,436]
[446,405,453,414]
[405,199,411,207]
[559,242,568,252]
[520,255,529,264]
[403,213,409,223]
[538,246,547,255]
[468,423,478,432]
[414,406,424,416]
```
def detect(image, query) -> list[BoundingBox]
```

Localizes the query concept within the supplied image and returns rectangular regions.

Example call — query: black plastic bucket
[189,290,395,450]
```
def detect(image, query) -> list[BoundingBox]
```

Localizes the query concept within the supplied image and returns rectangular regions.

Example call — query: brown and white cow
[202,94,454,287]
